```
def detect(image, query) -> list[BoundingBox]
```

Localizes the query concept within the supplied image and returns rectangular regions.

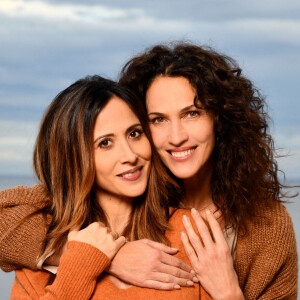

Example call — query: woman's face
[93,96,152,199]
[146,76,215,179]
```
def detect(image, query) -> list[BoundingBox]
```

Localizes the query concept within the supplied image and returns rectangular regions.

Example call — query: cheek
[94,152,113,180]
[201,124,215,144]
[189,118,215,143]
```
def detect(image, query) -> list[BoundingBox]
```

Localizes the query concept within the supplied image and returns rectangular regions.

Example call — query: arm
[12,223,125,300]
[0,186,197,290]
[0,185,51,271]
[235,203,298,299]
[181,209,244,300]
[108,239,197,290]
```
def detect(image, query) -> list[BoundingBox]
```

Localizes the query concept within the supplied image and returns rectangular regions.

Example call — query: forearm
[0,185,51,271]
[12,241,110,300]
[43,242,110,299]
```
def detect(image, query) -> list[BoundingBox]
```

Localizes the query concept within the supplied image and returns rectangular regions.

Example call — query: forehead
[146,76,196,113]
[94,96,139,135]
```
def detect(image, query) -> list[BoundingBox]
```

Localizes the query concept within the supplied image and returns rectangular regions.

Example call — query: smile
[117,166,143,181]
[168,147,197,161]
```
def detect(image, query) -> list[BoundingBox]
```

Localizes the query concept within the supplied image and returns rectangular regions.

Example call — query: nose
[119,139,138,164]
[168,120,188,146]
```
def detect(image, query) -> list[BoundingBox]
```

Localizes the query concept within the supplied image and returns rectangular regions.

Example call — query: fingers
[110,231,120,240]
[181,231,200,270]
[142,239,179,254]
[143,280,181,291]
[182,214,207,255]
[159,251,193,274]
[204,210,227,247]
[149,272,195,287]
[115,236,127,251]
[189,209,214,250]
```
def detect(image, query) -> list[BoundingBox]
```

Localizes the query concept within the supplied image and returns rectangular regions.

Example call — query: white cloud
[0,0,299,177]
[0,0,188,32]
[0,0,143,22]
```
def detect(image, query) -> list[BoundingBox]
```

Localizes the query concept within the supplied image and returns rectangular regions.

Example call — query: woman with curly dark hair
[118,43,298,299]
[0,43,298,299]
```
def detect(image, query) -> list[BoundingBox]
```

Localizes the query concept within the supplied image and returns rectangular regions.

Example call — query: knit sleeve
[11,241,111,300]
[235,202,298,300]
[0,185,51,271]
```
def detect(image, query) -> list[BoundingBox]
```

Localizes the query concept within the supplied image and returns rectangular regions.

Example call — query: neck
[182,158,213,211]
[95,188,133,234]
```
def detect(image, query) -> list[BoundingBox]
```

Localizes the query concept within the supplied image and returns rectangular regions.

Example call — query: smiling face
[93,96,152,199]
[146,76,215,179]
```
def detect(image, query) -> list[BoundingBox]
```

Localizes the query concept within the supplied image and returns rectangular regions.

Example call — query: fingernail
[206,209,211,215]
[174,284,181,289]
[187,280,194,286]
[190,269,196,275]
[181,232,185,238]
[191,208,197,214]
[193,276,199,282]
[183,215,189,223]
[171,247,179,252]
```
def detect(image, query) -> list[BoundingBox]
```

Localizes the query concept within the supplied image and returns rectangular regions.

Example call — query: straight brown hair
[34,75,177,260]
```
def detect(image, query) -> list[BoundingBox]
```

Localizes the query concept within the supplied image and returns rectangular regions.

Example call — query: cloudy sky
[0,0,299,181]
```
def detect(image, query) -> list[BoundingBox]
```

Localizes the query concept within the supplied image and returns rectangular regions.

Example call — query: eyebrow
[93,123,142,144]
[125,123,143,135]
[148,104,197,117]
[94,133,114,144]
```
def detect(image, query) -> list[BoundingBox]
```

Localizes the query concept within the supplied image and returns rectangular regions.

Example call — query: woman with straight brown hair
[4,75,212,299]
[0,42,298,299]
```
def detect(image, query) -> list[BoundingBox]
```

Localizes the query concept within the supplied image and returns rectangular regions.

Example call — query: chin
[170,168,198,180]
[123,186,147,198]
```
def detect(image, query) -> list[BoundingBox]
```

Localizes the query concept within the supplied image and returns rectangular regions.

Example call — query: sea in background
[0,175,299,299]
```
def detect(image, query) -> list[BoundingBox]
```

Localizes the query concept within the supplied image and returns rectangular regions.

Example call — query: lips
[167,146,197,161]
[117,166,143,181]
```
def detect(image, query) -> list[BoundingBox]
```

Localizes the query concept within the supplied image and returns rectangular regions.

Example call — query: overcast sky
[0,0,299,181]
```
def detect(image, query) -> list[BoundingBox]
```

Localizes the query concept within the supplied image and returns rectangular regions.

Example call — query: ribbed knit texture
[10,210,212,299]
[1,185,298,299]
[0,185,51,271]
[234,202,298,299]
[11,241,111,299]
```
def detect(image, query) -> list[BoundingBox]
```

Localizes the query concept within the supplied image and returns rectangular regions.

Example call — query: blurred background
[0,0,299,298]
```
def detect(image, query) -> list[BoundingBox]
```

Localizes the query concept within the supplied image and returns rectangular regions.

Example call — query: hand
[181,209,245,300]
[107,239,198,290]
[68,222,126,260]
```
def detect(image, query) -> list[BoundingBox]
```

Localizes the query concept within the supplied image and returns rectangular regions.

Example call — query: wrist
[234,287,245,300]
[214,286,244,300]
[105,245,124,276]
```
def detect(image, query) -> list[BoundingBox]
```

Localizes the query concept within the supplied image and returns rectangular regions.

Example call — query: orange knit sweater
[0,185,298,299]
[9,209,211,299]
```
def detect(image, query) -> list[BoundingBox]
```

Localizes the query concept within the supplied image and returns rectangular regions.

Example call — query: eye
[185,111,200,118]
[129,129,144,139]
[98,138,112,149]
[149,117,166,124]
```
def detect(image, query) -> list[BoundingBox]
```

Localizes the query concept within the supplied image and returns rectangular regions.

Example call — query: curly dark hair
[119,43,287,233]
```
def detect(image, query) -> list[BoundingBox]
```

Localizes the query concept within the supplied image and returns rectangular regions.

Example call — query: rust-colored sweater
[9,207,211,299]
[0,185,298,299]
